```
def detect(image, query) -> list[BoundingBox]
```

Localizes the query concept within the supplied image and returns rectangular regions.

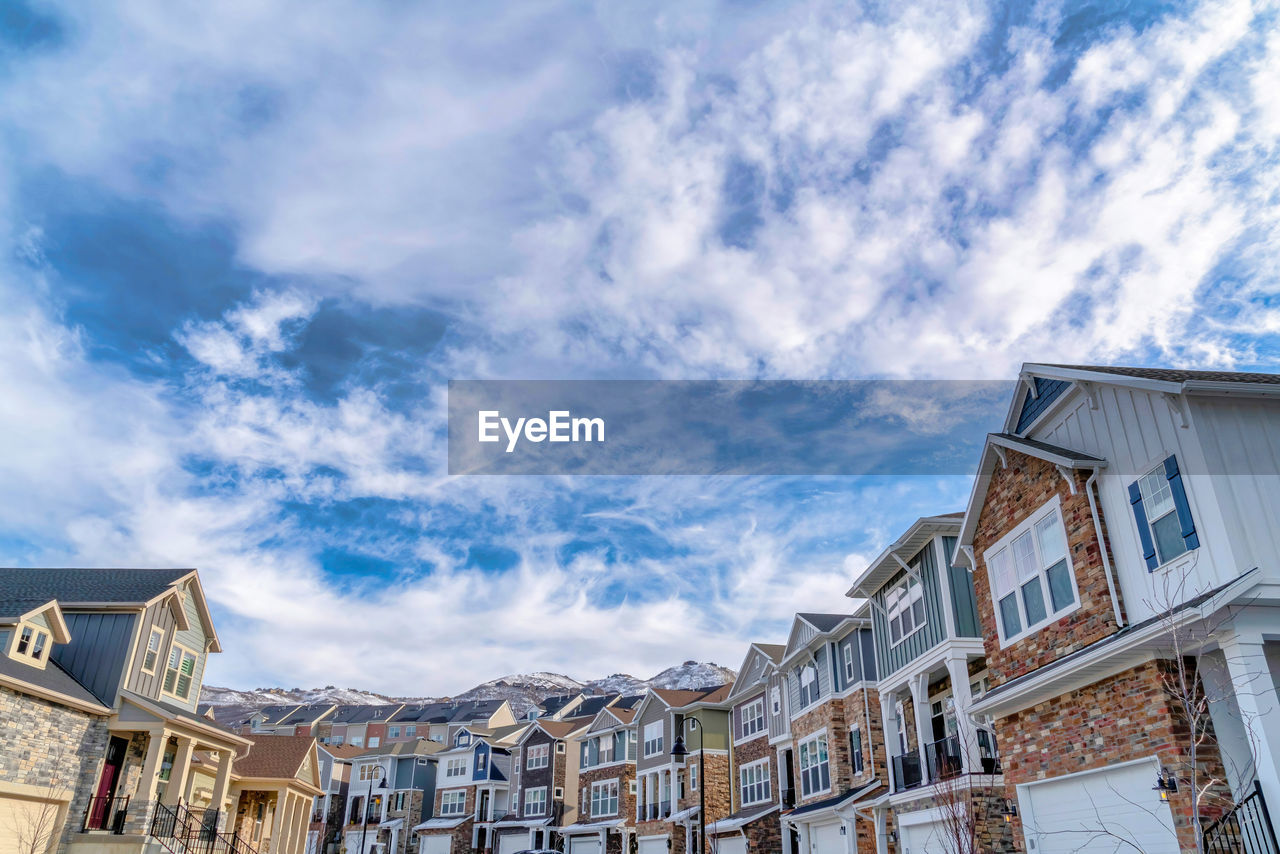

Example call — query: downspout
[1085,468,1125,628]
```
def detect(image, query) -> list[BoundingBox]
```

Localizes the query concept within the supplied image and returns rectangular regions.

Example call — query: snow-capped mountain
[201,661,736,720]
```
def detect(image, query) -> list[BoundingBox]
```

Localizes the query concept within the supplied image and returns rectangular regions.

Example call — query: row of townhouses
[2,363,1278,854]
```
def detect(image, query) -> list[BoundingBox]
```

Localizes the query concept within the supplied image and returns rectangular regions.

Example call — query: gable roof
[572,694,620,718]
[1043,364,1280,385]
[329,704,402,724]
[845,513,965,598]
[280,703,337,726]
[782,613,857,662]
[236,735,318,781]
[0,652,111,714]
[727,643,785,701]
[319,743,368,761]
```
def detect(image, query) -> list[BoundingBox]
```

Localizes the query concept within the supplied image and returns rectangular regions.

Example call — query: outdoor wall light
[1153,767,1179,802]
[1001,798,1018,823]
[886,830,897,843]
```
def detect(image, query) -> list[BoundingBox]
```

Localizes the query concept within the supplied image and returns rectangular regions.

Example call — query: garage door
[638,837,668,854]
[807,820,843,854]
[0,794,64,854]
[421,834,454,854]
[716,836,747,854]
[898,814,947,854]
[1024,760,1178,854]
[498,832,528,854]
[570,835,603,854]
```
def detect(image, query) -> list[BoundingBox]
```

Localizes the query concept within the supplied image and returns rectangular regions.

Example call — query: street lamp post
[358,764,387,854]
[670,718,705,854]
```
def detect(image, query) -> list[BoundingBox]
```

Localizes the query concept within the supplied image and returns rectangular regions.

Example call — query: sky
[0,0,1277,696]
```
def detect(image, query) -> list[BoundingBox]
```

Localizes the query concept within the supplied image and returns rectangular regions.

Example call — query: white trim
[796,729,832,799]
[1015,754,1163,847]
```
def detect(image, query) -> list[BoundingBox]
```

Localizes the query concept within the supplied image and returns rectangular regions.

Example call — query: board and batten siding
[943,535,982,638]
[870,540,947,679]
[635,699,670,773]
[123,586,210,711]
[766,672,789,740]
[52,611,136,705]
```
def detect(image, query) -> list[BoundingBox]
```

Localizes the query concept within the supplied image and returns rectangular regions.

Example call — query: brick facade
[428,784,478,854]
[0,685,109,852]
[730,735,775,810]
[578,761,636,824]
[887,784,1016,853]
[970,451,1121,687]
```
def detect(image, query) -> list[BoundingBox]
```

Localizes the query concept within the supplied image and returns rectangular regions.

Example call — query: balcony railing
[1203,780,1279,854]
[892,753,924,792]
[82,795,130,833]
[924,735,963,783]
[781,788,795,809]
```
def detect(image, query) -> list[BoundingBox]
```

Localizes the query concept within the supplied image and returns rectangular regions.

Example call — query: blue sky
[0,0,1277,695]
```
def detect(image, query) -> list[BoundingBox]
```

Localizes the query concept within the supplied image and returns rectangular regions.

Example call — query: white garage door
[638,837,668,854]
[1024,760,1178,854]
[0,795,64,854]
[421,834,454,854]
[570,835,603,854]
[716,836,747,854]
[899,815,948,854]
[498,832,528,854]
[807,820,843,854]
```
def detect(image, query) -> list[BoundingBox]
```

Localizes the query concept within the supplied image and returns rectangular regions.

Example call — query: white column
[879,692,897,792]
[268,791,288,854]
[873,807,888,854]
[138,731,170,804]
[945,656,982,774]
[211,749,235,830]
[908,674,931,783]
[1220,635,1280,811]
[162,736,196,805]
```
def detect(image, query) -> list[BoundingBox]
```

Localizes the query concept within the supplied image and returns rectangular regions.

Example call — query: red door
[90,737,129,829]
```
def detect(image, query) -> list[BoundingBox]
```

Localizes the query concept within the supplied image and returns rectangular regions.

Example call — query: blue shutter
[1162,455,1200,551]
[1129,480,1160,571]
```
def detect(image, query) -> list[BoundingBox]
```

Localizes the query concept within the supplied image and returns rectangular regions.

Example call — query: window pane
[1022,578,1047,625]
[1151,511,1187,565]
[989,549,1014,596]
[911,596,925,625]
[1012,532,1038,581]
[999,593,1021,637]
[1046,559,1074,612]
[1034,513,1067,563]
[890,617,901,644]
[1139,470,1175,519]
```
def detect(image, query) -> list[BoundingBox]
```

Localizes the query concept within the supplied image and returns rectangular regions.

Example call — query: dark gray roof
[1045,364,1280,385]
[782,779,880,817]
[990,433,1105,465]
[614,694,645,709]
[0,654,107,709]
[129,691,242,736]
[0,568,191,615]
[330,704,398,724]
[796,613,848,633]
[280,703,335,725]
[572,695,619,717]
[539,694,579,715]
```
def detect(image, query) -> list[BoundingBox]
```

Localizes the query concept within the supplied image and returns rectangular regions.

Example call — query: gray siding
[871,539,948,678]
[944,535,982,638]
[52,612,136,705]
[859,630,877,681]
[125,598,174,699]
[766,672,789,739]
[834,628,875,688]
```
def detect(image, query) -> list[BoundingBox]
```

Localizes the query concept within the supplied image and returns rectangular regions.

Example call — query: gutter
[1085,468,1125,629]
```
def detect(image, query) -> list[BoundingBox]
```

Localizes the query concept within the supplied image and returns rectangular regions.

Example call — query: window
[985,497,1078,644]
[798,734,830,797]
[358,763,381,782]
[690,762,698,792]
[842,643,857,683]
[739,760,769,805]
[349,796,364,825]
[333,736,344,746]
[446,758,467,778]
[643,721,664,757]
[797,664,820,708]
[590,780,618,817]
[850,727,864,774]
[475,751,487,773]
[14,625,50,664]
[389,727,401,738]
[1132,455,1199,570]
[524,787,547,816]
[770,687,781,716]
[527,744,549,769]
[368,737,380,748]
[440,791,466,816]
[556,742,566,754]
[162,644,197,700]
[624,730,636,761]
[894,702,908,753]
[142,628,165,674]
[406,726,417,738]
[351,737,364,748]
[391,792,407,811]
[456,733,471,747]
[739,698,765,739]
[886,575,925,646]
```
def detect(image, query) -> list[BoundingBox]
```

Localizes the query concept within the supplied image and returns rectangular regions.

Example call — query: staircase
[149,802,260,854]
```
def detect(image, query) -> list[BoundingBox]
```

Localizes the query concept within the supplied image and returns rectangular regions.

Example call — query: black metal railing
[781,788,795,809]
[924,735,963,783]
[83,794,130,833]
[150,801,260,854]
[892,753,923,792]
[1204,781,1279,854]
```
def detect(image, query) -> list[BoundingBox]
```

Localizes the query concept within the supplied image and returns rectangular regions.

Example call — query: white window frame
[161,642,198,701]
[358,763,382,782]
[388,726,401,739]
[738,698,766,740]
[1136,459,1193,567]
[141,627,165,674]
[797,663,820,709]
[983,494,1081,647]
[440,790,467,816]
[527,743,549,769]
[368,737,381,748]
[770,686,781,716]
[850,725,864,775]
[445,758,468,778]
[406,725,417,738]
[842,643,857,683]
[642,721,664,757]
[590,779,619,817]
[12,623,51,666]
[739,758,770,806]
[886,575,926,648]
[524,786,547,817]
[797,731,830,798]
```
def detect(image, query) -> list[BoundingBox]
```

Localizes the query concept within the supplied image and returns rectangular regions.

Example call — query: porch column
[945,656,982,774]
[908,674,931,783]
[137,730,171,805]
[211,750,235,830]
[269,791,287,854]
[292,792,310,854]
[878,692,897,792]
[873,807,888,854]
[162,736,196,805]
[1220,635,1280,812]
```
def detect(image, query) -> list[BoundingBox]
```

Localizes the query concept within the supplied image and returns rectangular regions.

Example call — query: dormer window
[16,625,48,661]
[456,732,471,747]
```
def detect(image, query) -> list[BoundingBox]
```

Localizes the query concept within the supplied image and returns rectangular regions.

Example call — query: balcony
[892,753,924,792]
[781,788,795,809]
[924,736,963,783]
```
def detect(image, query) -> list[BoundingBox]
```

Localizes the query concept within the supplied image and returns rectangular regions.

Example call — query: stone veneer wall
[0,686,109,853]
[999,659,1232,852]
[385,789,426,854]
[429,784,477,854]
